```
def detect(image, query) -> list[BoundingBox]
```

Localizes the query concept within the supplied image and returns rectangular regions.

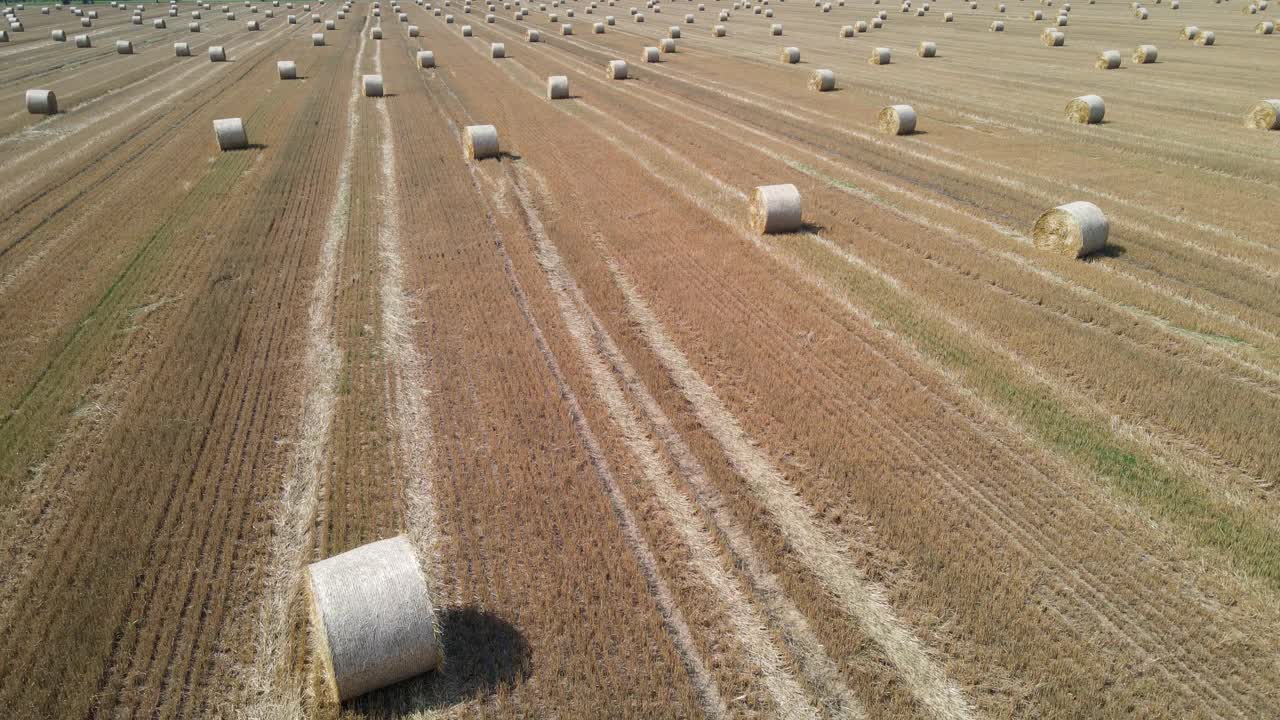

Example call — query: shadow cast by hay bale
[350,607,530,714]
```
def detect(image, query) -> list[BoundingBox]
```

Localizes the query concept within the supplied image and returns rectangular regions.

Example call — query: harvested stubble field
[1,0,1279,716]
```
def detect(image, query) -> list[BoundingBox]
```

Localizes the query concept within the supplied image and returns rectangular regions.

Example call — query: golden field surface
[1,0,1278,717]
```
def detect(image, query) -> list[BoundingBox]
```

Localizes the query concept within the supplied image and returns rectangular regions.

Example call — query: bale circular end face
[1065,94,1104,124]
[751,184,803,234]
[1096,49,1120,69]
[278,60,298,79]
[918,40,936,57]
[869,47,890,64]
[307,536,442,703]
[547,74,569,99]
[25,89,56,115]
[1132,43,1156,62]
[175,41,191,55]
[465,124,500,159]
[809,68,835,91]
[213,117,248,150]
[780,46,799,63]
[1245,99,1280,130]
[363,74,384,97]
[1032,201,1108,258]
[878,104,917,135]
[417,49,435,67]
[607,58,628,78]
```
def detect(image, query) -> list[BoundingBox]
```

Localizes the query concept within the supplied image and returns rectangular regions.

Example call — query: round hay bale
[25,89,56,115]
[485,12,495,20]
[325,18,335,28]
[780,45,799,62]
[529,28,541,39]
[856,19,868,31]
[943,11,953,20]
[764,7,773,15]
[685,13,694,21]
[154,17,166,27]
[417,49,435,67]
[1170,0,1178,7]
[461,23,471,35]
[288,13,296,21]
[210,45,228,61]
[840,24,854,36]
[606,14,615,24]
[1180,24,1198,38]
[1043,30,1064,46]
[363,74,384,96]
[878,104,917,134]
[999,3,1006,10]
[547,74,569,99]
[660,37,676,51]
[116,39,133,54]
[1032,201,1108,257]
[593,20,604,31]
[307,537,441,702]
[312,32,325,44]
[668,25,680,37]
[561,22,572,33]
[74,33,91,46]
[278,59,298,79]
[809,68,835,91]
[1135,7,1148,17]
[642,45,659,61]
[465,124,499,158]
[751,184,802,234]
[194,9,203,17]
[1065,94,1104,123]
[1055,13,1067,24]
[1031,8,1042,18]
[868,46,890,63]
[1096,49,1121,68]
[871,17,883,27]
[713,23,725,35]
[918,40,936,56]
[213,117,248,150]
[490,41,505,57]
[1132,43,1156,61]
[607,58,629,77]
[51,29,66,40]
[1195,30,1214,45]
[445,13,454,21]
[771,22,782,34]
[1257,20,1274,33]
[372,27,383,38]
[175,41,191,55]
[408,23,418,35]
[1245,99,1280,129]
[247,19,259,28]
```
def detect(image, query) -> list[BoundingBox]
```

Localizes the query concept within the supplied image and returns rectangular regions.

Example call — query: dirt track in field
[1,0,1278,717]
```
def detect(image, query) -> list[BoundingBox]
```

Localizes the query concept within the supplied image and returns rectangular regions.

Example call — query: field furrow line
[369,21,443,606]
[509,160,841,720]
[593,260,974,720]
[419,64,729,720]
[236,23,367,720]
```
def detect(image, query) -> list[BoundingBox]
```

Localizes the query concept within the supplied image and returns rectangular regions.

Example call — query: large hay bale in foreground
[213,117,248,150]
[308,536,442,702]
[1032,201,1108,257]
[465,124,500,158]
[1065,94,1104,123]
[751,184,803,234]
[547,74,569,99]
[1245,99,1280,129]
[25,89,56,114]
[878,104,917,134]
[810,68,835,91]
[1095,49,1120,69]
